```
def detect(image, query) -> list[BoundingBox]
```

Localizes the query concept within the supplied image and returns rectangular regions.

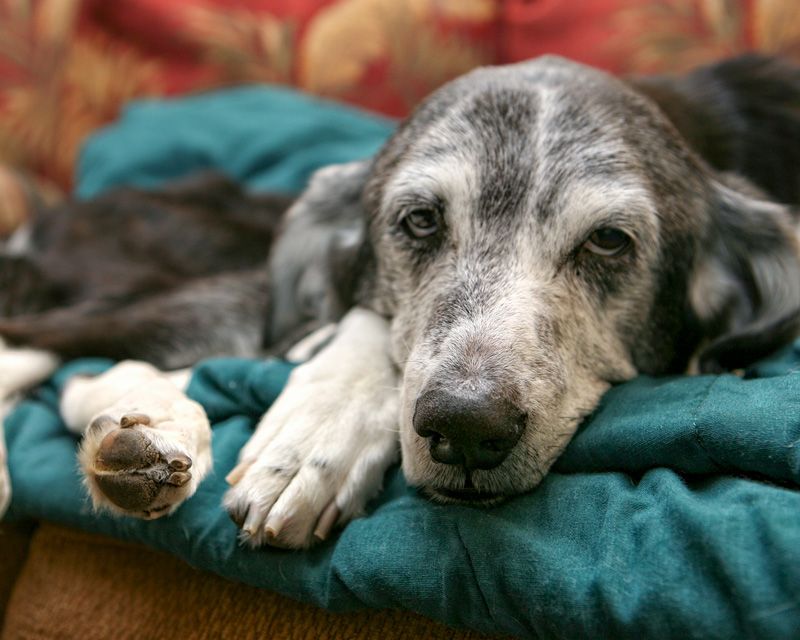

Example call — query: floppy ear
[267,160,373,347]
[690,182,800,372]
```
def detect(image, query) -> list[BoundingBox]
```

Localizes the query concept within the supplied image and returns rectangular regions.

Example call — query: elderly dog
[3,55,800,547]
[224,54,800,547]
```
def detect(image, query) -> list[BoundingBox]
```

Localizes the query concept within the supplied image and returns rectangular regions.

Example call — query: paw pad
[88,413,195,517]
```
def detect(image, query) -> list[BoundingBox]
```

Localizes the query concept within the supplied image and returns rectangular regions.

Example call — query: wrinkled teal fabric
[4,87,800,639]
[77,85,395,198]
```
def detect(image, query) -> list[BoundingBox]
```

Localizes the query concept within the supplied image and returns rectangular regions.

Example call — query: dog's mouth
[425,485,506,506]
[423,470,509,506]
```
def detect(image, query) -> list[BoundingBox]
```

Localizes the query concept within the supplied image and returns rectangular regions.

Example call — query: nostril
[417,428,444,443]
[478,412,526,453]
[480,438,510,453]
[428,436,464,466]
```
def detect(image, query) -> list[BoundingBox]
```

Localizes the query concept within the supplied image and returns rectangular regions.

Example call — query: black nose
[413,388,525,470]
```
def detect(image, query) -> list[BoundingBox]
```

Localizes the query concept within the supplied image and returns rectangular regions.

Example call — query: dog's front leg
[224,307,400,549]
[62,361,211,519]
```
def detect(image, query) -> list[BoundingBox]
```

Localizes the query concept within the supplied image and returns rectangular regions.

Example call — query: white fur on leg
[62,361,211,519]
[0,339,60,519]
[224,307,400,549]
[61,361,190,434]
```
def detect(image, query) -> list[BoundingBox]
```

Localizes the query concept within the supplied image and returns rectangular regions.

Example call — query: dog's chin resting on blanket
[2,54,800,549]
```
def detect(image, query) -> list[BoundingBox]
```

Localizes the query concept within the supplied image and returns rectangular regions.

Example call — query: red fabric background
[2,0,796,206]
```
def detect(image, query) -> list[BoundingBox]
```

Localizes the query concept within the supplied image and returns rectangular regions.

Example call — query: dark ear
[267,160,372,347]
[690,183,800,372]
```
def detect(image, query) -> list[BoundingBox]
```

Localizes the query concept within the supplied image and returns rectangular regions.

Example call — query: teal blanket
[5,86,800,639]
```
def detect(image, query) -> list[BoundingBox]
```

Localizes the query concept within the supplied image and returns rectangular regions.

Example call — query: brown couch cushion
[0,524,33,622]
[1,524,496,640]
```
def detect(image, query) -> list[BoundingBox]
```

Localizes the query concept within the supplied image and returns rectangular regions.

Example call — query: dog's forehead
[383,58,651,223]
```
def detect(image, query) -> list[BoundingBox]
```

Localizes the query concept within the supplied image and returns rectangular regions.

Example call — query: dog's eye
[401,208,439,238]
[583,228,631,257]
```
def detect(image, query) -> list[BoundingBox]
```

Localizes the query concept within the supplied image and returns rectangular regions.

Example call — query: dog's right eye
[401,208,439,239]
[583,227,632,257]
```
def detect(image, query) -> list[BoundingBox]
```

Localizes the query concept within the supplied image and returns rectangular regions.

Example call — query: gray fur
[268,161,371,347]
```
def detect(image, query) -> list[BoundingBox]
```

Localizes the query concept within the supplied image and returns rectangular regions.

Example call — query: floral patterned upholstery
[0,0,799,229]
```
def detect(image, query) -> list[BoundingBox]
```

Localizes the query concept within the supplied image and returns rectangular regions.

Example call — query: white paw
[66,363,212,519]
[0,341,59,519]
[224,360,399,549]
[0,344,59,401]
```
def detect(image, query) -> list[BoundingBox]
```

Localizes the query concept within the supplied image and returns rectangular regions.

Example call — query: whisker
[376,425,401,433]
[400,357,426,367]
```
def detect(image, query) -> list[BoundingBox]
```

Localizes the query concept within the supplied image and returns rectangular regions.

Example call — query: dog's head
[297,57,800,503]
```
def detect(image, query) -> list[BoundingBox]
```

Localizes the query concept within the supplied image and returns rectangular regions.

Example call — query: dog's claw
[225,460,251,486]
[242,505,266,538]
[313,501,340,541]
[168,454,192,471]
[120,413,151,428]
[166,471,191,487]
[265,513,287,539]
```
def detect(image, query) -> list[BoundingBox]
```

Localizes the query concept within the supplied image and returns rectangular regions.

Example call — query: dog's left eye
[583,228,631,257]
[401,208,439,239]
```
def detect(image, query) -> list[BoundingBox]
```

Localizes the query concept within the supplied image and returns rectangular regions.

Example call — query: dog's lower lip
[432,487,500,502]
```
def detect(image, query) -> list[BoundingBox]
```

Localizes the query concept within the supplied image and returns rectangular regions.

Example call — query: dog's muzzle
[413,388,525,471]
